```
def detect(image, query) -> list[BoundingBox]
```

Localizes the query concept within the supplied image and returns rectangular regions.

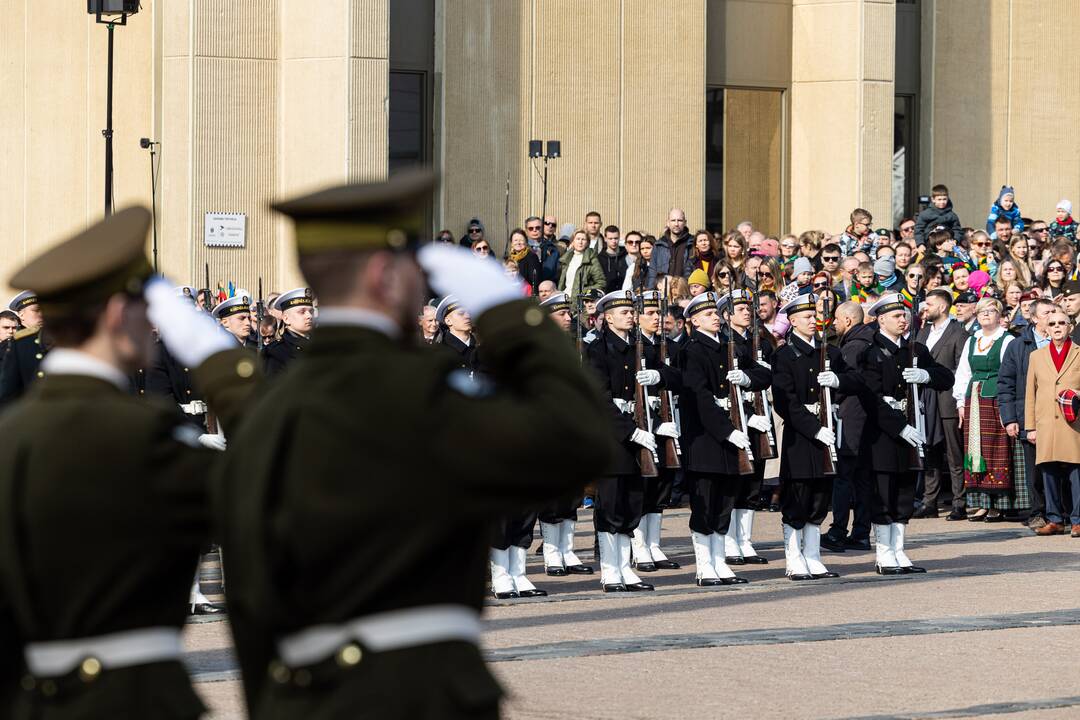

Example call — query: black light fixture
[528,139,562,220]
[88,2,140,217]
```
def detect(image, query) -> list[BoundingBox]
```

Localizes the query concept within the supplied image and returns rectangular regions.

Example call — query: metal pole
[103,22,115,217]
[541,157,549,221]
[149,144,158,273]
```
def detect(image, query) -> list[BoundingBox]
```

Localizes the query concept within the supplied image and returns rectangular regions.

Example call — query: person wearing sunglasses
[1023,307,1080,537]
[525,215,562,285]
[819,242,843,285]
[967,230,999,276]
[460,216,485,247]
[1040,261,1069,298]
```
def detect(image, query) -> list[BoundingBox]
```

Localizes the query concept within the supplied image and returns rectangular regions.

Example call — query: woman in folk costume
[952,298,1029,521]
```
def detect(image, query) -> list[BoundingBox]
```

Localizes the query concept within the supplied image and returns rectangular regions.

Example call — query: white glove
[817,371,840,388]
[145,277,235,366]
[726,429,751,451]
[900,425,925,448]
[631,428,657,452]
[648,396,661,412]
[902,367,930,384]
[198,433,227,451]
[655,421,679,438]
[417,244,522,316]
[726,369,752,388]
[747,414,771,433]
[613,398,633,414]
[636,369,661,386]
[814,427,836,446]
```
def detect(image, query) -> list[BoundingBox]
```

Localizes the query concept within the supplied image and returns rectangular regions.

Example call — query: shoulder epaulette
[13,327,38,341]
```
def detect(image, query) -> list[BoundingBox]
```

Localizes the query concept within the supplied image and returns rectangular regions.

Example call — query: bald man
[653,208,692,279]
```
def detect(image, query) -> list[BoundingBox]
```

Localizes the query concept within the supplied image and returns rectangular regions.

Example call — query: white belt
[277,605,482,668]
[804,403,820,414]
[24,627,182,678]
[180,400,207,415]
[883,396,908,412]
[613,399,635,415]
[713,396,731,410]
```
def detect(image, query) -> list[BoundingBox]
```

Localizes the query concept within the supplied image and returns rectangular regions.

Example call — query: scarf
[1050,339,1073,372]
[508,246,531,264]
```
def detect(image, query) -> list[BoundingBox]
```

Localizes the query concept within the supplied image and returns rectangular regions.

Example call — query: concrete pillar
[790,0,895,233]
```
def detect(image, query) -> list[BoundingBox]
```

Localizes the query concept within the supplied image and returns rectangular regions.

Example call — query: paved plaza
[186,509,1080,719]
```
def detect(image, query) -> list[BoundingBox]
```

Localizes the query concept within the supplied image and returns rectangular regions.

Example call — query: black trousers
[538,494,581,525]
[734,461,765,510]
[922,416,966,510]
[871,471,917,525]
[492,512,538,550]
[642,470,676,514]
[829,454,872,542]
[780,478,832,529]
[594,475,644,534]
[689,473,738,535]
[1021,439,1045,518]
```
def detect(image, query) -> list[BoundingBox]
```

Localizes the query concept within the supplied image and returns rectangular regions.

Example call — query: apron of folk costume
[963,333,1013,492]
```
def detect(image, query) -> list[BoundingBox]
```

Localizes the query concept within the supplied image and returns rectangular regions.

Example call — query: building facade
[1,0,1076,293]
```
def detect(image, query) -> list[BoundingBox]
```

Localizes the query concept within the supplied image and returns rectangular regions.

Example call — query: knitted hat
[791,257,814,277]
[687,268,711,288]
[873,256,896,277]
[997,186,1015,203]
[1057,199,1073,214]
[968,270,991,292]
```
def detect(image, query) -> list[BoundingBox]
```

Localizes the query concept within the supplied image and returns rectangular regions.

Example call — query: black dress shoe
[725,556,747,565]
[843,538,872,551]
[191,603,225,616]
[633,561,658,573]
[625,582,655,591]
[603,583,629,593]
[768,503,781,513]
[945,508,967,521]
[875,565,904,576]
[820,535,847,553]
[566,565,594,574]
[984,512,1005,523]
[654,559,681,569]
[811,571,840,579]
[720,576,749,585]
[912,506,939,519]
[742,556,768,564]
[545,567,568,577]
[787,574,813,581]
[518,589,548,597]
[900,565,927,574]
[493,591,520,600]
[696,578,725,587]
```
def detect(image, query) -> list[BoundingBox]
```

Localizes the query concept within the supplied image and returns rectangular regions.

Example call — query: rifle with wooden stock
[749,281,777,460]
[657,293,681,469]
[818,287,837,476]
[203,262,218,435]
[727,327,755,476]
[634,295,660,478]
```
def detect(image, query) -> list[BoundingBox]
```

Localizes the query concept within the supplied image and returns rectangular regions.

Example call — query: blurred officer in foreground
[0,207,259,719]
[216,170,610,719]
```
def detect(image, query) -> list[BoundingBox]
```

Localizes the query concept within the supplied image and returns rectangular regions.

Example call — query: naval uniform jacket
[0,350,258,719]
[262,329,310,377]
[440,331,480,372]
[858,332,953,473]
[214,301,610,718]
[731,326,776,451]
[773,333,862,480]
[679,329,769,475]
[0,328,51,408]
[587,326,655,476]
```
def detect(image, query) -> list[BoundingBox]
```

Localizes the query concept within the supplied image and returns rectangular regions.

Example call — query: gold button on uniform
[524,308,544,327]
[236,359,255,378]
[336,643,362,667]
[35,353,43,360]
[36,371,44,379]
[79,657,102,682]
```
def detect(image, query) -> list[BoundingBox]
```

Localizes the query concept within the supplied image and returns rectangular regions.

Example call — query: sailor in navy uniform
[0,291,49,407]
[262,287,313,376]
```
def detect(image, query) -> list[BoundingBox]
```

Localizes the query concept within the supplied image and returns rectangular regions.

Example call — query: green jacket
[557,248,606,298]
[215,300,610,719]
[0,349,258,720]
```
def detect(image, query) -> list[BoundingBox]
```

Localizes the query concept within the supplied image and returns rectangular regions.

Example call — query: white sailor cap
[212,293,252,319]
[683,291,718,319]
[435,295,464,325]
[717,288,753,313]
[539,292,571,313]
[779,292,817,317]
[596,289,635,314]
[8,290,38,312]
[175,286,197,304]
[867,292,911,318]
[639,290,661,308]
[273,287,314,312]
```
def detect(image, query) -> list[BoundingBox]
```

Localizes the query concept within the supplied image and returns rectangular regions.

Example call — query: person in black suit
[913,289,971,519]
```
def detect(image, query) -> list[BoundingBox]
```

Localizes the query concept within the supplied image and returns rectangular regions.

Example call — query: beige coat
[1024,343,1080,465]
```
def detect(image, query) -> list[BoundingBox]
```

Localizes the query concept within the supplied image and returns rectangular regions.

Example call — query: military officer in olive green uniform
[215,170,610,719]
[0,207,260,719]
[262,288,313,376]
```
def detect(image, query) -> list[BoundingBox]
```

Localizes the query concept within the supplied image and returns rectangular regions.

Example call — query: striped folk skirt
[964,393,1028,510]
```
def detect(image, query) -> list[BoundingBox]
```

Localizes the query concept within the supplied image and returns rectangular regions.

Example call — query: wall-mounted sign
[204,212,246,248]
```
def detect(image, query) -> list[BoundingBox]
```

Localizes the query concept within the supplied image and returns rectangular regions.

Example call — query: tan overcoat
[1025,343,1080,465]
